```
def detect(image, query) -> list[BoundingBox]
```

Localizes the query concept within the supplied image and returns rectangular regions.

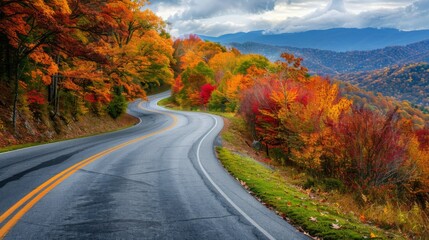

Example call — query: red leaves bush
[26,90,46,105]
[329,107,409,190]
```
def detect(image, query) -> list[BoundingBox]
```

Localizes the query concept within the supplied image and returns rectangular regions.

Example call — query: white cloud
[148,0,429,36]
[150,0,276,20]
[326,0,347,12]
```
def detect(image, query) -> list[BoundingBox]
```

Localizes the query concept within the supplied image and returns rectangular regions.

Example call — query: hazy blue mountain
[230,40,429,75]
[200,28,429,52]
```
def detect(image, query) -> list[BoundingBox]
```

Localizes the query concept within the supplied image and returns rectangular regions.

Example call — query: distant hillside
[231,40,429,75]
[200,28,429,52]
[337,63,429,109]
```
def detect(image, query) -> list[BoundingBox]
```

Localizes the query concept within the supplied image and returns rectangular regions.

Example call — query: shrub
[303,177,316,189]
[107,92,127,119]
[322,178,345,192]
[208,90,228,112]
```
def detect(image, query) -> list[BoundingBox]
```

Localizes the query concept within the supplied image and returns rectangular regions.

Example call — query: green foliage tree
[107,87,127,119]
[234,55,271,75]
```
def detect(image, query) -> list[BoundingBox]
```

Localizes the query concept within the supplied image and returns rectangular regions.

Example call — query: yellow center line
[0,101,177,239]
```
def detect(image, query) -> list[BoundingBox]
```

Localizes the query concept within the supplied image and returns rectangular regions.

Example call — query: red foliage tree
[240,77,283,149]
[200,83,216,105]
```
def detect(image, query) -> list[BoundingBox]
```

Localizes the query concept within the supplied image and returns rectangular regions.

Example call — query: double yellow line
[0,102,177,239]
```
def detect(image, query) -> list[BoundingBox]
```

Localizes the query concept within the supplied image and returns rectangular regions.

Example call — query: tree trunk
[11,58,28,133]
[12,62,19,133]
[55,81,59,116]
[50,54,60,117]
[55,55,60,115]
[49,76,54,103]
[265,143,270,158]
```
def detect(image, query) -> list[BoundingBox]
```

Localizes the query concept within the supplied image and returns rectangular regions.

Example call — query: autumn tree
[407,128,429,207]
[208,51,240,83]
[175,62,214,107]
[0,0,69,131]
[172,35,225,74]
[0,0,112,130]
[0,0,173,132]
[240,77,283,156]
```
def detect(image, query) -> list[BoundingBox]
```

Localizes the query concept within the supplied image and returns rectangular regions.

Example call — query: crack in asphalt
[60,219,163,234]
[61,219,162,227]
[128,168,175,176]
[20,220,57,228]
[78,169,154,187]
[168,215,234,223]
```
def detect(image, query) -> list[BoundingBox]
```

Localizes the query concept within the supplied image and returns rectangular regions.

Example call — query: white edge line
[196,114,276,240]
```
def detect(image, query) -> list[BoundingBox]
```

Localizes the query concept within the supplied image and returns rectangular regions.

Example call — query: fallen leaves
[331,223,341,229]
[364,232,378,239]
[239,180,249,190]
[359,214,366,223]
[362,193,368,203]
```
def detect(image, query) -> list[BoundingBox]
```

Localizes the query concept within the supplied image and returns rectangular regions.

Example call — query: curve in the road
[0,93,308,240]
[0,102,177,238]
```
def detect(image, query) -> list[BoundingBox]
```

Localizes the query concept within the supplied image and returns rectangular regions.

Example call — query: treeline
[0,0,173,133]
[171,35,429,233]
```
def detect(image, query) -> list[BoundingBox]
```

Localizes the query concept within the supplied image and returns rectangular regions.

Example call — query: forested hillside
[337,63,429,110]
[169,35,429,237]
[232,40,429,74]
[0,0,173,146]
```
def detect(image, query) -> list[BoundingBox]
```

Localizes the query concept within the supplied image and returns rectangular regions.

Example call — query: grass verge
[216,147,399,239]
[157,97,179,109]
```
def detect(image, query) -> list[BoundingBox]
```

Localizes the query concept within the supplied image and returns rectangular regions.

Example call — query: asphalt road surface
[0,92,308,239]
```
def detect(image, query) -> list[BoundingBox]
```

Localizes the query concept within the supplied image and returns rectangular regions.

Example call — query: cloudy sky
[147,0,429,37]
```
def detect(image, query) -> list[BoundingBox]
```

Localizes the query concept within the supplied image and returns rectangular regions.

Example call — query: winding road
[0,92,308,239]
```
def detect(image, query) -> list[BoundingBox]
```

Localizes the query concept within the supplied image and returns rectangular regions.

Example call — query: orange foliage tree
[0,0,173,130]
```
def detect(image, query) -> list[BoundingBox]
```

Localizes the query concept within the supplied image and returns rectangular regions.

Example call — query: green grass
[216,147,402,240]
[0,142,42,153]
[157,97,179,109]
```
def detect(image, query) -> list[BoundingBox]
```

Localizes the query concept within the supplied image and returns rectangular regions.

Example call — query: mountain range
[230,40,429,75]
[200,28,429,52]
